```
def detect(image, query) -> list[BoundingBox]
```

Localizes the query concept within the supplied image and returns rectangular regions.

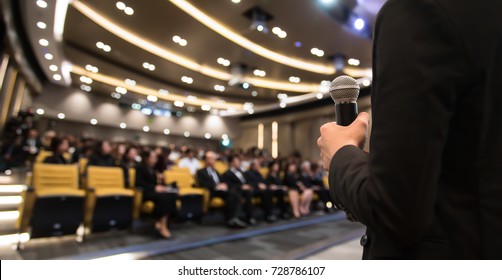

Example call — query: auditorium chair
[164,168,205,221]
[85,166,134,233]
[16,163,86,242]
[213,161,228,175]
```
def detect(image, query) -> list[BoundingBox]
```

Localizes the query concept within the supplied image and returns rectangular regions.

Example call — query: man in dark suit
[244,159,278,222]
[222,155,257,225]
[318,0,502,259]
[197,151,247,228]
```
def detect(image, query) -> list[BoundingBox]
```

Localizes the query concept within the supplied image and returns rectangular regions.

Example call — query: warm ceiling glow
[71,65,242,110]
[71,1,328,92]
[169,0,335,75]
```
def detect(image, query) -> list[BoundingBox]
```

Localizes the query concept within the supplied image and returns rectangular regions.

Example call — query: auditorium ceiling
[21,0,386,116]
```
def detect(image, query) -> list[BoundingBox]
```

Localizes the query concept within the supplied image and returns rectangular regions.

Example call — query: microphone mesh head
[329,75,360,103]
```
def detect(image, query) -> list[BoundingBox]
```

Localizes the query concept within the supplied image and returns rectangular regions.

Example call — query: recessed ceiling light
[116,2,126,10]
[53,74,62,81]
[124,7,134,15]
[222,134,229,140]
[49,65,58,71]
[242,82,250,89]
[217,57,230,67]
[115,86,127,94]
[147,95,158,102]
[201,104,211,111]
[80,76,93,84]
[354,18,365,31]
[278,31,287,38]
[125,79,136,86]
[80,85,92,92]
[205,133,211,139]
[210,109,219,115]
[102,45,111,52]
[289,76,301,83]
[348,58,360,66]
[181,76,193,84]
[277,93,288,100]
[253,69,266,77]
[316,93,324,99]
[142,126,150,132]
[172,35,181,43]
[90,118,98,125]
[310,48,324,57]
[57,113,65,119]
[159,89,169,95]
[44,53,53,60]
[214,85,225,92]
[120,122,127,129]
[111,92,121,99]
[36,108,45,115]
[131,103,141,110]
[187,106,196,112]
[37,21,47,29]
[174,100,184,107]
[184,131,190,137]
[320,0,335,4]
[96,41,104,48]
[231,0,241,3]
[163,129,170,135]
[179,39,187,46]
[36,0,48,8]
[251,91,258,97]
[85,64,99,73]
[39,39,49,46]
[362,79,371,87]
[172,35,188,47]
[279,102,287,108]
[142,62,156,71]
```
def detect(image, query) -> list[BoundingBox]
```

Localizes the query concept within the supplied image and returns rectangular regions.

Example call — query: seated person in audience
[222,155,257,225]
[197,151,247,228]
[121,146,139,169]
[135,150,178,239]
[22,128,42,166]
[309,162,332,213]
[244,159,279,222]
[266,161,290,219]
[299,161,330,213]
[43,137,70,164]
[283,162,313,218]
[88,140,115,167]
[177,149,201,175]
[155,147,175,173]
[120,146,139,188]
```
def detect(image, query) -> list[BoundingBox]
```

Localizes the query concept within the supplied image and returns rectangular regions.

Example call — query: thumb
[352,112,370,128]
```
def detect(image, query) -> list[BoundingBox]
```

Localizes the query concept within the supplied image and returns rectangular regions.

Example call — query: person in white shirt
[177,149,201,175]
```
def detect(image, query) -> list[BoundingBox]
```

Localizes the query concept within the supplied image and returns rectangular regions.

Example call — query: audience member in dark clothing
[135,150,178,239]
[88,140,115,167]
[2,136,25,170]
[222,155,257,225]
[154,147,175,173]
[245,159,279,222]
[120,146,139,188]
[43,137,70,164]
[283,163,313,218]
[197,151,246,228]
[309,162,331,212]
[22,128,42,166]
[265,161,290,219]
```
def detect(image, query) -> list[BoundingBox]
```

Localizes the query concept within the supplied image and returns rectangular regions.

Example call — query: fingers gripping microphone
[329,75,360,126]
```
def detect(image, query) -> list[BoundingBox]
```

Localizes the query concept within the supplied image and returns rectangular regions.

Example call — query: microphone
[329,75,360,126]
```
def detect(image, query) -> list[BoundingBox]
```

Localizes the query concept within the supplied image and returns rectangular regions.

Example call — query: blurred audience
[197,151,246,228]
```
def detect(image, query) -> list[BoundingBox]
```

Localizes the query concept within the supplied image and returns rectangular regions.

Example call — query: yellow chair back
[35,150,53,163]
[87,166,125,189]
[129,168,136,189]
[164,169,194,189]
[33,163,79,190]
[214,161,228,175]
[259,167,269,178]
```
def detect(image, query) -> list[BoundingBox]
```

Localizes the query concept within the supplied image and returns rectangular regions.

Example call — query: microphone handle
[335,102,358,126]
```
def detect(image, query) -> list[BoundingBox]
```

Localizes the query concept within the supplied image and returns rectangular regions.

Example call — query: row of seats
[16,161,329,244]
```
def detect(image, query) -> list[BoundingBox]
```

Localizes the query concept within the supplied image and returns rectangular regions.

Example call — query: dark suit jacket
[135,164,158,197]
[222,169,246,191]
[197,167,222,192]
[244,170,266,189]
[329,0,502,259]
[43,154,69,165]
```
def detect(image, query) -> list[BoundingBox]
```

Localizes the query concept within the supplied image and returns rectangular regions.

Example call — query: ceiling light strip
[71,66,243,110]
[169,0,335,75]
[71,1,321,92]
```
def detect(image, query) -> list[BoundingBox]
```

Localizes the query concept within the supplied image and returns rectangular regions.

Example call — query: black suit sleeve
[197,169,216,192]
[135,165,156,194]
[329,0,467,247]
[222,171,241,190]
